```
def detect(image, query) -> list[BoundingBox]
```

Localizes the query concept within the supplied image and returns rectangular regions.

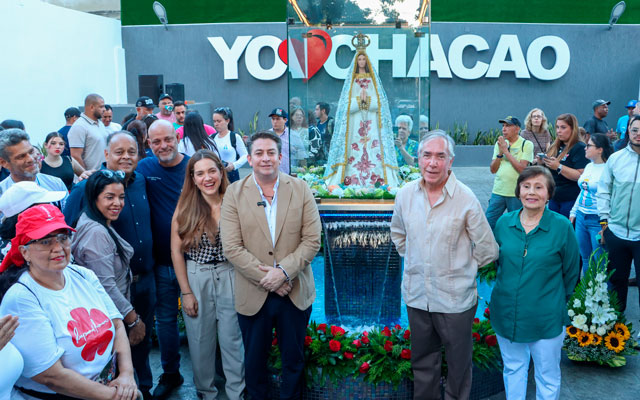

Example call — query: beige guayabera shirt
[391,172,499,313]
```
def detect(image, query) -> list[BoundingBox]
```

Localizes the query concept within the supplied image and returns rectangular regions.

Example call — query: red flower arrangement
[267,316,501,388]
[329,340,342,352]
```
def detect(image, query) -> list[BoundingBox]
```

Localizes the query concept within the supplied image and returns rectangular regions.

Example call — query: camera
[537,152,546,159]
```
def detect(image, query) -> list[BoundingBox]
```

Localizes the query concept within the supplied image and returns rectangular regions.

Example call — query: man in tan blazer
[221,131,321,400]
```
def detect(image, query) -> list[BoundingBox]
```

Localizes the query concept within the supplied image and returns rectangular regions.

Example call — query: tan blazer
[220,172,321,316]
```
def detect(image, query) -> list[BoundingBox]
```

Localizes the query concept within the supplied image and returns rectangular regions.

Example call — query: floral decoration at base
[268,311,502,390]
[293,165,421,199]
[563,256,637,367]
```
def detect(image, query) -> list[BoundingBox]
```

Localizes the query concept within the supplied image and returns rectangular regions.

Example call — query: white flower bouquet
[563,254,637,367]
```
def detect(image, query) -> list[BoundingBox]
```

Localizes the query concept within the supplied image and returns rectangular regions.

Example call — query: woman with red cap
[0,204,139,400]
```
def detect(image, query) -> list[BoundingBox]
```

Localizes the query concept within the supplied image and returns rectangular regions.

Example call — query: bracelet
[181,292,193,296]
[127,314,141,329]
[496,154,504,159]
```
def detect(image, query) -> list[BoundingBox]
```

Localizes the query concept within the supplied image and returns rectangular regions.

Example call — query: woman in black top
[537,114,588,218]
[41,132,85,191]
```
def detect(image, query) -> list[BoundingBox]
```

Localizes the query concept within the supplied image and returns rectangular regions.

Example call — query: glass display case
[285,0,430,191]
[285,1,430,326]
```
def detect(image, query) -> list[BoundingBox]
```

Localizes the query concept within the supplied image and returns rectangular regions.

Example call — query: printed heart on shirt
[67,308,113,362]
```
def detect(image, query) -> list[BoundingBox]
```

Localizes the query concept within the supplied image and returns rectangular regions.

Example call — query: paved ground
[149,167,639,399]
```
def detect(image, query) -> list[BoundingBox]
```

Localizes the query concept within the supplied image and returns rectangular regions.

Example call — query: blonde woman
[521,108,551,155]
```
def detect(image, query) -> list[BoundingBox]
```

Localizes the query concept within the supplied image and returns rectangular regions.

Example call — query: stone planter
[268,364,504,399]
[453,145,494,167]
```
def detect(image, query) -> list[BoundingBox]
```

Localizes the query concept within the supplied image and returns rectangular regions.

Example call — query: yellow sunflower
[614,323,631,341]
[566,326,580,338]
[592,334,603,346]
[577,331,594,347]
[604,332,626,353]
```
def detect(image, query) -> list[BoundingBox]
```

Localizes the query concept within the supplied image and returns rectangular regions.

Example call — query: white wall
[1,0,126,144]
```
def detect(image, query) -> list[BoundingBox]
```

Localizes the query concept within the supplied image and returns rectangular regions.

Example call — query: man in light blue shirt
[0,129,67,208]
[616,99,637,139]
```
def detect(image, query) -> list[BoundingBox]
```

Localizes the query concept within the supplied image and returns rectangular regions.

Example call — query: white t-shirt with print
[0,265,122,395]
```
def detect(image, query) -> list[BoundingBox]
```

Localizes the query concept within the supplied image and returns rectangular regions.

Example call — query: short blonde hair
[524,108,548,133]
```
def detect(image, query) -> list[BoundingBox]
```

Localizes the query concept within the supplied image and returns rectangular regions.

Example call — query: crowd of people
[0,89,637,400]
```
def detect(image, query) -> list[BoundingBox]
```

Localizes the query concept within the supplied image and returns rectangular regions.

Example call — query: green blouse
[489,208,579,342]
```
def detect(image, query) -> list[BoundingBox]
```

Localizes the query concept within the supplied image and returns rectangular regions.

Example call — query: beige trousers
[183,259,245,400]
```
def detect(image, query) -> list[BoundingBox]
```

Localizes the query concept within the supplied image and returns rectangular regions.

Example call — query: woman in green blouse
[490,166,579,400]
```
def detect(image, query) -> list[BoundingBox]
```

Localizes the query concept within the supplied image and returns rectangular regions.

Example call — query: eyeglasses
[99,169,126,180]
[585,144,595,148]
[531,115,543,119]
[25,233,72,250]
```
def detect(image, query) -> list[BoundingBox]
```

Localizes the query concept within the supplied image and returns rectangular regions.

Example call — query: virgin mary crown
[351,33,371,51]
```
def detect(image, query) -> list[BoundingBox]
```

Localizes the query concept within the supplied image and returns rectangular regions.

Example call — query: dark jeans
[154,264,181,375]
[407,303,477,400]
[604,228,640,313]
[548,199,573,219]
[130,271,156,392]
[485,193,522,230]
[237,294,311,400]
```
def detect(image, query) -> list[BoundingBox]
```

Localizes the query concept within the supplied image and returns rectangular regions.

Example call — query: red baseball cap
[16,204,75,241]
[0,204,75,273]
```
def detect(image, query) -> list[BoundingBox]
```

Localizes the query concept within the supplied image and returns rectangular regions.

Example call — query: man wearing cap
[156,94,176,124]
[123,96,156,131]
[485,116,534,230]
[616,100,638,139]
[102,105,122,134]
[68,93,108,170]
[268,107,306,174]
[0,129,67,207]
[584,99,615,141]
[58,107,81,157]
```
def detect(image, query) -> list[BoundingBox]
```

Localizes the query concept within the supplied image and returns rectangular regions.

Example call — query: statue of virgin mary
[324,33,400,188]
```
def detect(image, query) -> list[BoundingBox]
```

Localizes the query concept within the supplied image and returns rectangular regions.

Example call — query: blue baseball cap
[498,116,521,127]
[625,100,638,109]
[269,108,288,119]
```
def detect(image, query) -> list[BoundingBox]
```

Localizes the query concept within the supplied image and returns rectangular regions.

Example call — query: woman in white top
[178,112,220,158]
[0,204,139,400]
[212,107,247,183]
[569,133,613,276]
[0,315,22,400]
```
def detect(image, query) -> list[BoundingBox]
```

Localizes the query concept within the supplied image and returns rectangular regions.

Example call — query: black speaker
[165,83,185,103]
[138,75,163,104]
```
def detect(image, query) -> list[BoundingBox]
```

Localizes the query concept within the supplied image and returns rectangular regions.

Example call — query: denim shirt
[63,169,154,275]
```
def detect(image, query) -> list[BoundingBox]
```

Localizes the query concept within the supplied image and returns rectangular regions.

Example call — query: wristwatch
[557,164,563,173]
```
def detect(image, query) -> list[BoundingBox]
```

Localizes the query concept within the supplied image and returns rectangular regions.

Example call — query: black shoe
[152,373,184,400]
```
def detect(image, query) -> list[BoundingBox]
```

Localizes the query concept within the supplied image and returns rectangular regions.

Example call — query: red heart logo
[278,29,332,81]
[67,307,113,362]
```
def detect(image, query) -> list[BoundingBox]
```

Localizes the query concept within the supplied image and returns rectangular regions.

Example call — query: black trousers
[129,271,156,392]
[237,293,311,400]
[604,228,640,313]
